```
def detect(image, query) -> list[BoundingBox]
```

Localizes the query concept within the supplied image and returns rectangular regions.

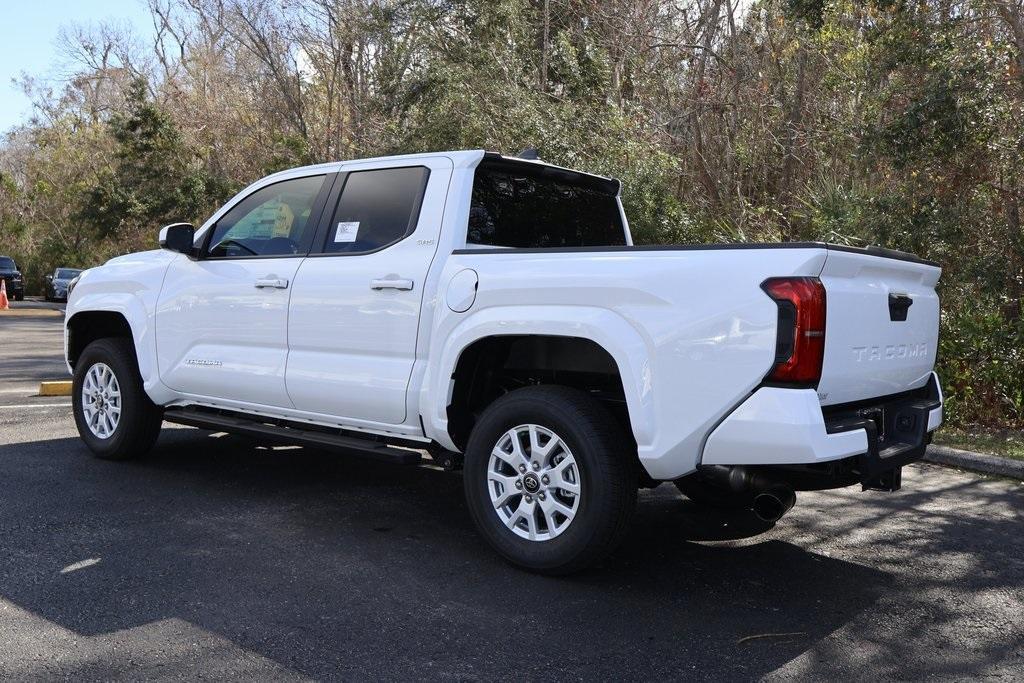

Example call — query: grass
[934,427,1024,462]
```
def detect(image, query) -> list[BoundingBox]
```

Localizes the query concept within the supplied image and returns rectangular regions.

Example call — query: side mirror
[159,223,196,257]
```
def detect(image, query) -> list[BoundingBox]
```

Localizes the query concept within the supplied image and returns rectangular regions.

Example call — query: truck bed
[440,240,941,478]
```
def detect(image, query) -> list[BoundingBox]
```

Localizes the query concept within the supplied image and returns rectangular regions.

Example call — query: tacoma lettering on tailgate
[851,343,929,362]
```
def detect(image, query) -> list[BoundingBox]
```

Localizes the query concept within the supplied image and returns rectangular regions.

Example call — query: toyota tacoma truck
[65,150,943,574]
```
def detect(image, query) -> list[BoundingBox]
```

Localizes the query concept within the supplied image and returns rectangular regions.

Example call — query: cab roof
[267,150,620,195]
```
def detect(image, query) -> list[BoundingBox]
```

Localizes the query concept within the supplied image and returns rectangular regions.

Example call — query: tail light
[761,277,826,385]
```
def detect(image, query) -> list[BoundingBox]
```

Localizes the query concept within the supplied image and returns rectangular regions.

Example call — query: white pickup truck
[65,150,943,573]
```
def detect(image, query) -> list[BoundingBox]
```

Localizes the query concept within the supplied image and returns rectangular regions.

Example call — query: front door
[285,157,453,426]
[155,173,332,408]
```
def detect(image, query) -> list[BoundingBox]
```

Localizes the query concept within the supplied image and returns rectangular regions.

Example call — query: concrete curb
[1,308,63,317]
[924,444,1024,480]
[39,381,72,397]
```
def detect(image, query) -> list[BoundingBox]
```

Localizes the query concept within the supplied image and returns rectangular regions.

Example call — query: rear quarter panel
[421,247,829,480]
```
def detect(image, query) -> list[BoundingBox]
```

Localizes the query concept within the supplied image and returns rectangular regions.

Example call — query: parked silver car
[45,268,83,302]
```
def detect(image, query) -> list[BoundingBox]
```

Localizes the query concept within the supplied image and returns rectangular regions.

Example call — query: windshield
[56,269,81,279]
[0,257,15,270]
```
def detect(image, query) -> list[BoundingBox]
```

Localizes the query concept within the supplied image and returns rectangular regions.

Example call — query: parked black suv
[0,256,25,301]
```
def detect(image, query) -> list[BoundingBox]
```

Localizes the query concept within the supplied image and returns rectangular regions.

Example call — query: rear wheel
[72,338,163,460]
[463,386,637,574]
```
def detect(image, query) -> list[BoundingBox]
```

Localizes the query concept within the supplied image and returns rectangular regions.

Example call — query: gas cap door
[446,269,478,312]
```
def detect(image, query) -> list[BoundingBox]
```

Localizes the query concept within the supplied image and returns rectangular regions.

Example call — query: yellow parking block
[1,308,62,317]
[39,381,72,397]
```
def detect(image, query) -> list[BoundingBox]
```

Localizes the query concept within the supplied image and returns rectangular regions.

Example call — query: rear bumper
[701,372,943,484]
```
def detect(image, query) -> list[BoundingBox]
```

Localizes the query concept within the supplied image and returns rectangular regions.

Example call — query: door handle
[370,278,414,291]
[254,278,289,289]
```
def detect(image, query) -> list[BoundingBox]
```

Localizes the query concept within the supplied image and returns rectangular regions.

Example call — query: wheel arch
[65,297,157,393]
[66,310,135,367]
[423,306,655,454]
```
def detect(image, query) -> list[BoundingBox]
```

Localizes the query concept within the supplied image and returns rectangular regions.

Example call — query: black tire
[14,293,24,302]
[463,386,637,575]
[72,337,163,460]
[674,475,755,509]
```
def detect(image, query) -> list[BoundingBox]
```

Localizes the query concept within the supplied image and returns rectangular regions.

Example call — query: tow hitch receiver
[824,376,941,492]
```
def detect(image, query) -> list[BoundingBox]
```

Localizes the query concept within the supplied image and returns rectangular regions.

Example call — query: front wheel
[72,337,163,460]
[463,386,637,575]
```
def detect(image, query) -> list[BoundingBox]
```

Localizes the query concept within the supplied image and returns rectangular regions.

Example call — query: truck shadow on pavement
[0,427,1020,680]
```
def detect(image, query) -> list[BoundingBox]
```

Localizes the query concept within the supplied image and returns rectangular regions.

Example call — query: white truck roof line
[263,150,620,193]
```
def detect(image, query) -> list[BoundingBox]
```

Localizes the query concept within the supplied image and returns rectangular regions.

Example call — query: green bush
[938,297,1024,429]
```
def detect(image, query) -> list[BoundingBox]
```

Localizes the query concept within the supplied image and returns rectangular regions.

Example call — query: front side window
[321,167,430,254]
[206,175,325,258]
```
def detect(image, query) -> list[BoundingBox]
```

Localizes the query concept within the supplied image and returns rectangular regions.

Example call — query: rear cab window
[468,158,626,249]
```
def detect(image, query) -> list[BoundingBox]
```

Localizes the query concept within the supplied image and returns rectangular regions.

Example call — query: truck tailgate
[816,249,941,406]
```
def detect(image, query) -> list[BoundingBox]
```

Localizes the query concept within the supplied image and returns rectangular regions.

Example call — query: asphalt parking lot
[1,306,1022,681]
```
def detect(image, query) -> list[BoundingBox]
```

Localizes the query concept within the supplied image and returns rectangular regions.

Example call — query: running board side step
[163,408,422,466]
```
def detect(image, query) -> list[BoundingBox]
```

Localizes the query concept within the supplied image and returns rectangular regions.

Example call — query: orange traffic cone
[0,279,8,310]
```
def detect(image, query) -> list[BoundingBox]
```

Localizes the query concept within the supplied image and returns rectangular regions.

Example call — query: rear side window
[468,165,626,248]
[321,167,430,254]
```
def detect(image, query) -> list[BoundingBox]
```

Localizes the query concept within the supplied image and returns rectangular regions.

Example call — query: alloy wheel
[81,362,122,439]
[487,424,582,541]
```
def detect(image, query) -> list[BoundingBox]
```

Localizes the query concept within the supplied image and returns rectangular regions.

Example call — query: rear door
[285,156,453,425]
[816,249,941,406]
[155,173,333,407]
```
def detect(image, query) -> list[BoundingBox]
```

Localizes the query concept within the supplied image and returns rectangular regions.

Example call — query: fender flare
[421,305,655,452]
[65,293,162,397]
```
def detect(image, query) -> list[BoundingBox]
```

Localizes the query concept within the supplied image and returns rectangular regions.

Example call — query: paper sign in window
[334,222,360,243]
